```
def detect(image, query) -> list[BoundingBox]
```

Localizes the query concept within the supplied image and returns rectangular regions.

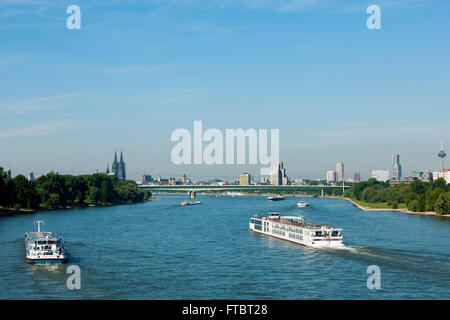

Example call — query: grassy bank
[350,199,408,210]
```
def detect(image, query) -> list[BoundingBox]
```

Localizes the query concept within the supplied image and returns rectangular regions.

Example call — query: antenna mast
[34,221,44,232]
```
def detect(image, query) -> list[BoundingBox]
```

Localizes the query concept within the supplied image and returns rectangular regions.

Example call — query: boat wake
[320,245,450,273]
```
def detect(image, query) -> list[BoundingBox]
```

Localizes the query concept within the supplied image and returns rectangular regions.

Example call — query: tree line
[0,167,151,210]
[345,178,450,215]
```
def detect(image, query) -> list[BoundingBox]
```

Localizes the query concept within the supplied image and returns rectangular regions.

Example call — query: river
[1,194,449,299]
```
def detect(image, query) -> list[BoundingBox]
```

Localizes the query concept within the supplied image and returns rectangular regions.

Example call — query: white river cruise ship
[249,213,344,248]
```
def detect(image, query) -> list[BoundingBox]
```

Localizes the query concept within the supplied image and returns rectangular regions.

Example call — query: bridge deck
[138,185,348,192]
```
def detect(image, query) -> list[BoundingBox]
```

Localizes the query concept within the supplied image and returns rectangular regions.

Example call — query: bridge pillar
[189,191,197,199]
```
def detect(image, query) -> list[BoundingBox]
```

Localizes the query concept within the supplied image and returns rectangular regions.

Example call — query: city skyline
[2,144,447,183]
[1,1,450,180]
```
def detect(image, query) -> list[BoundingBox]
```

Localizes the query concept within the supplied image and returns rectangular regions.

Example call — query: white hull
[297,201,309,208]
[181,201,201,206]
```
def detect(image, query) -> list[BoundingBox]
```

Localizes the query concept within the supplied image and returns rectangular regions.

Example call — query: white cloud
[0,92,83,111]
[0,123,68,139]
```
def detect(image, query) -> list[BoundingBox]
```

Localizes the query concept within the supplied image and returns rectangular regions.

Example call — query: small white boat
[24,221,68,264]
[268,195,284,201]
[297,201,309,208]
[181,201,201,206]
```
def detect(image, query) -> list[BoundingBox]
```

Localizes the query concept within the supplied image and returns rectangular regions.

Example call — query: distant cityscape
[2,140,450,187]
[136,139,450,187]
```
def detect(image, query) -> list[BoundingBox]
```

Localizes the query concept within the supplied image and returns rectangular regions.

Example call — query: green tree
[408,199,420,212]
[425,187,444,211]
[100,179,114,204]
[12,175,39,209]
[86,186,101,203]
[435,192,450,215]
[392,200,399,209]
[45,193,60,208]
[410,180,425,195]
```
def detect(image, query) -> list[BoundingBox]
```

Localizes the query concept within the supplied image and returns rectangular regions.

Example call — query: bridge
[138,184,348,194]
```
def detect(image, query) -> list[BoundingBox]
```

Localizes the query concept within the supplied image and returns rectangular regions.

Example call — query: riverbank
[0,208,36,215]
[0,198,159,216]
[343,197,450,217]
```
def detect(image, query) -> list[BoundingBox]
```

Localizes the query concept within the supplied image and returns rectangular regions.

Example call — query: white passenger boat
[249,213,343,248]
[180,200,201,206]
[267,195,284,201]
[224,192,245,197]
[24,221,68,264]
[297,201,309,208]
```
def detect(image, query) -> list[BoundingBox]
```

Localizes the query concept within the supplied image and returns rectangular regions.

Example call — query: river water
[1,194,449,299]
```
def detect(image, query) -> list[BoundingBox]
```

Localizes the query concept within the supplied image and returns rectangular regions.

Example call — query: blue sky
[1,0,449,180]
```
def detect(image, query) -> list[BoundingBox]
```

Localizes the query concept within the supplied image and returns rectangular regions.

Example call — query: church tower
[118,150,126,180]
[112,151,119,178]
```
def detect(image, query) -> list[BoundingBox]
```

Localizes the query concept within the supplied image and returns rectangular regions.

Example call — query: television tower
[438,138,446,171]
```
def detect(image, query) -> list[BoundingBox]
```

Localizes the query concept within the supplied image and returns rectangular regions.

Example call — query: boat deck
[252,215,336,230]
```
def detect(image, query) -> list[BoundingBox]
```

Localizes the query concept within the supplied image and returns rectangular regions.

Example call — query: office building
[371,170,390,182]
[433,170,450,184]
[336,162,344,182]
[392,154,402,179]
[141,175,152,185]
[239,173,251,186]
[326,170,336,183]
[354,171,361,182]
[270,163,289,186]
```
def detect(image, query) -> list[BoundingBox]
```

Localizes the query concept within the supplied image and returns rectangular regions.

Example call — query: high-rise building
[336,162,344,182]
[110,150,126,180]
[354,171,361,182]
[392,154,402,179]
[270,163,289,185]
[239,173,251,185]
[371,170,390,182]
[326,170,336,183]
[6,168,11,179]
[28,172,35,181]
[141,175,152,185]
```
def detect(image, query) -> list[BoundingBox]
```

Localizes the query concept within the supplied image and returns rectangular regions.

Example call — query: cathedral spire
[112,150,119,178]
[113,151,118,165]
[118,150,126,180]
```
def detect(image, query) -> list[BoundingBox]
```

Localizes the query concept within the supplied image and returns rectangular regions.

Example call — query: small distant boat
[268,195,284,201]
[181,201,201,206]
[297,201,309,208]
[224,191,245,197]
[24,221,68,264]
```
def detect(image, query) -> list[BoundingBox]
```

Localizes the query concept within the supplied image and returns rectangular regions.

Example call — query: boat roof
[25,231,58,240]
[252,214,342,230]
